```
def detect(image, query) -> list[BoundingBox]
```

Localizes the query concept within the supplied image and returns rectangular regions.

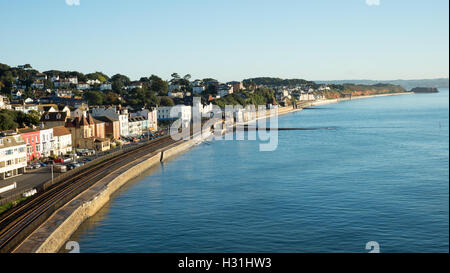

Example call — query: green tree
[84,91,105,105]
[0,112,17,130]
[160,96,175,106]
[149,75,169,96]
[111,74,130,94]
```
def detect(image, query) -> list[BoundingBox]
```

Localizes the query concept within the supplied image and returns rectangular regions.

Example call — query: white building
[131,108,158,131]
[11,90,22,100]
[126,82,143,90]
[77,83,90,90]
[10,104,39,114]
[0,95,6,109]
[168,92,184,98]
[128,117,143,137]
[91,106,129,137]
[68,77,78,85]
[0,134,27,180]
[87,79,101,85]
[71,106,88,119]
[53,79,71,88]
[299,93,325,101]
[217,84,233,98]
[56,90,73,97]
[158,105,192,127]
[31,80,45,89]
[100,82,112,91]
[50,76,60,82]
[52,126,72,157]
[39,128,54,158]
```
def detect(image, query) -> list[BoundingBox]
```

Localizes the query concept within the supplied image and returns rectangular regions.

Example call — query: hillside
[315,78,449,90]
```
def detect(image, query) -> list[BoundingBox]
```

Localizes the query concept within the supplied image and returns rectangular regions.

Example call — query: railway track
[0,135,179,253]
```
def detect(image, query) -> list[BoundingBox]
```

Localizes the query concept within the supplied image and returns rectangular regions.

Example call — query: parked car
[66,163,76,170]
[44,160,54,165]
[30,163,41,169]
[54,164,67,173]
[54,158,64,164]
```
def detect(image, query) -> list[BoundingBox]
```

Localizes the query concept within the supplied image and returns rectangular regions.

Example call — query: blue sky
[0,0,448,82]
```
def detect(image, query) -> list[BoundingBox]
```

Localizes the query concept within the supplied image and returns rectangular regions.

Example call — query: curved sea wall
[14,137,200,253]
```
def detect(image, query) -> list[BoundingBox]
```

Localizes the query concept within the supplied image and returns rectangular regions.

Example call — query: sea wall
[160,138,197,162]
[14,138,201,253]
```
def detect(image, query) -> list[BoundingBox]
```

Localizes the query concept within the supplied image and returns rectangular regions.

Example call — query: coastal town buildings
[0,134,27,180]
[55,90,73,97]
[217,84,233,98]
[0,95,9,109]
[131,108,158,131]
[100,82,112,91]
[76,83,90,90]
[40,111,68,128]
[92,116,120,140]
[91,106,129,137]
[227,81,243,92]
[39,128,54,158]
[18,128,41,162]
[158,105,192,127]
[52,126,72,157]
[128,117,143,137]
[65,115,110,152]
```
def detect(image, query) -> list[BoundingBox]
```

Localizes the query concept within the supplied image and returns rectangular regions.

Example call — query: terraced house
[52,126,72,157]
[0,134,27,180]
[39,128,54,158]
[18,128,41,162]
[65,114,110,152]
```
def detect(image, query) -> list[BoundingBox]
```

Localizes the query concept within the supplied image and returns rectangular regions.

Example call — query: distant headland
[411,87,439,93]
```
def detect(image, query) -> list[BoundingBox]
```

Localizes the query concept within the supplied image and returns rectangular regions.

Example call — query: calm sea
[66,89,449,253]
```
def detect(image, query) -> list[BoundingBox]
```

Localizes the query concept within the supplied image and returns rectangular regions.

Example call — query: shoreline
[13,91,412,253]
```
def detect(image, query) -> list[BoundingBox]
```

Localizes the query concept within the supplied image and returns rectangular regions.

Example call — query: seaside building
[18,128,41,162]
[157,105,192,128]
[217,84,233,98]
[227,81,243,92]
[0,134,27,180]
[128,117,143,137]
[93,116,121,140]
[39,127,54,158]
[52,126,72,157]
[40,111,68,128]
[91,106,130,137]
[65,114,110,152]
[100,82,112,91]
